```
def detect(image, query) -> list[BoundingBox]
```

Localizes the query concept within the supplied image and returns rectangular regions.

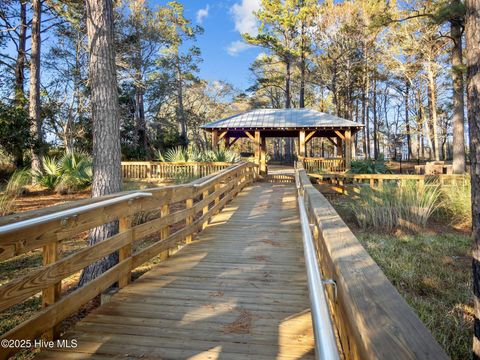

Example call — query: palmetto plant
[34,151,93,194]
[156,147,240,163]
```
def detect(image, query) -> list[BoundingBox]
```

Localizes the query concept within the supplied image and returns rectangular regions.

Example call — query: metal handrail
[0,192,152,236]
[295,171,340,360]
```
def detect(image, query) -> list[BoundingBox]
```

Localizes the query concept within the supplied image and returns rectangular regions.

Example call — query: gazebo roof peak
[201,108,363,131]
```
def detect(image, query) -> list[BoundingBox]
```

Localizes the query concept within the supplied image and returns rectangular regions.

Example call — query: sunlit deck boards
[38,183,315,360]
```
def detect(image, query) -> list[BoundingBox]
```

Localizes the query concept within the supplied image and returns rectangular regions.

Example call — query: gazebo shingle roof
[201,108,363,130]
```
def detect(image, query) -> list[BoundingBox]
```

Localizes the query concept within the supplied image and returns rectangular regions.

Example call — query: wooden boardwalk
[39,183,315,360]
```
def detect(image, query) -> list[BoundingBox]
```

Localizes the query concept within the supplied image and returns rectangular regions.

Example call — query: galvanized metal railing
[295,170,340,360]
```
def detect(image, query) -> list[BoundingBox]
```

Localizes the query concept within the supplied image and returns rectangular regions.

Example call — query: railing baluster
[118,215,133,288]
[42,241,61,340]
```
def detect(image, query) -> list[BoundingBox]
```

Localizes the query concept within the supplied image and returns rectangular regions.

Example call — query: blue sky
[152,0,262,91]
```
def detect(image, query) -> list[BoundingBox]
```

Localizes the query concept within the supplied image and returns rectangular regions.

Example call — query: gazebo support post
[345,129,352,170]
[298,130,306,159]
[336,137,343,157]
[254,131,266,175]
[260,136,267,174]
[212,130,219,150]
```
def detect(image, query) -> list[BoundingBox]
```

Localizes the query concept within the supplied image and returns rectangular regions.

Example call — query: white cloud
[196,5,209,24]
[230,0,261,35]
[226,40,252,56]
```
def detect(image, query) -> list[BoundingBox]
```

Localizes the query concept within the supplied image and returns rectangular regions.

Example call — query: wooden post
[160,204,170,259]
[146,162,152,179]
[345,129,352,171]
[42,242,61,340]
[299,130,306,159]
[212,130,219,150]
[214,183,220,206]
[254,131,265,174]
[202,189,209,230]
[118,216,132,288]
[186,198,193,244]
[260,135,267,175]
[336,136,343,158]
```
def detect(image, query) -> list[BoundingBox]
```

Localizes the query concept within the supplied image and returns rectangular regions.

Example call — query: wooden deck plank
[40,183,314,359]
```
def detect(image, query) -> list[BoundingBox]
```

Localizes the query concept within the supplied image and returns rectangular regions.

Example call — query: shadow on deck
[38,183,315,360]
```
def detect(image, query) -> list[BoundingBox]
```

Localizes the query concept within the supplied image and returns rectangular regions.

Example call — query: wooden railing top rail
[296,163,448,359]
[309,172,467,180]
[0,192,153,236]
[303,157,343,161]
[121,161,232,165]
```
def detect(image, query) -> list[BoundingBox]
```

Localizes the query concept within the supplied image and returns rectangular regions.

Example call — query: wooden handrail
[308,172,468,195]
[295,163,448,359]
[0,162,258,359]
[121,161,233,180]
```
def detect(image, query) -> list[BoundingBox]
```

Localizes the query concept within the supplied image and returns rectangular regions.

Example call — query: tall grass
[440,182,471,227]
[0,169,31,215]
[352,181,441,231]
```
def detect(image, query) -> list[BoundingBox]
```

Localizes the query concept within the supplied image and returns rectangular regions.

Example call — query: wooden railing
[121,161,232,180]
[295,163,448,359]
[302,157,345,173]
[0,162,258,359]
[309,172,468,195]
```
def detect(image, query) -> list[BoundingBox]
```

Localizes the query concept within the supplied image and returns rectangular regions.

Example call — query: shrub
[349,155,391,174]
[173,169,201,184]
[34,151,92,194]
[352,181,441,231]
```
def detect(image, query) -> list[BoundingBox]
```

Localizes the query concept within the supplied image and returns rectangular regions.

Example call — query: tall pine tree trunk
[373,77,378,159]
[451,17,466,173]
[299,23,306,108]
[29,0,43,174]
[13,0,27,168]
[465,0,480,356]
[427,61,440,160]
[133,42,147,158]
[176,53,187,146]
[285,59,291,109]
[405,81,412,160]
[79,0,123,286]
[15,0,26,105]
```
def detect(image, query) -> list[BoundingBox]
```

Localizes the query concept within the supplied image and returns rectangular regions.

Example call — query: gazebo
[201,108,363,174]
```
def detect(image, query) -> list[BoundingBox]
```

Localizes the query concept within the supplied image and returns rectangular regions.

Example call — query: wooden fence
[121,161,232,181]
[309,172,468,195]
[0,162,258,359]
[296,163,448,359]
[302,157,345,173]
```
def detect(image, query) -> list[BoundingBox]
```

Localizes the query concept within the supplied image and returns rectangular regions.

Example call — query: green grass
[357,231,472,360]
